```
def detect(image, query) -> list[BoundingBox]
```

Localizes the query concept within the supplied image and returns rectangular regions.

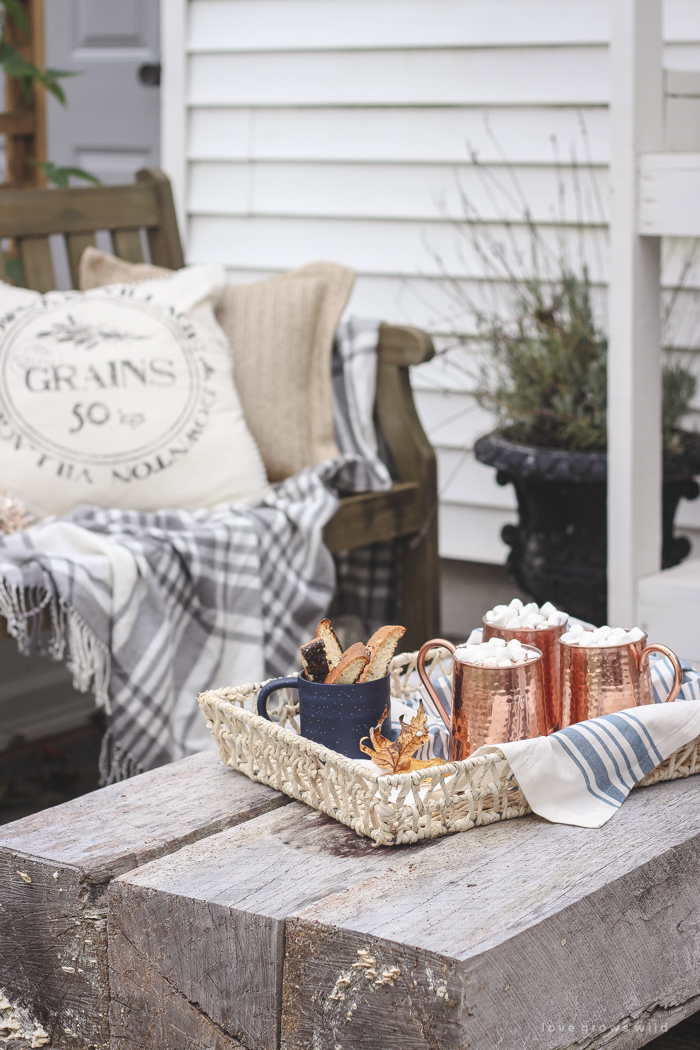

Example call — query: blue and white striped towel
[400,655,700,828]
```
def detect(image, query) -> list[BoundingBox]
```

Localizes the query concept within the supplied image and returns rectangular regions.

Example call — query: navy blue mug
[256,673,391,759]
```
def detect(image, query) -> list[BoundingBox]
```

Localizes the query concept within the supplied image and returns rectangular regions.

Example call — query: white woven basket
[199,648,700,846]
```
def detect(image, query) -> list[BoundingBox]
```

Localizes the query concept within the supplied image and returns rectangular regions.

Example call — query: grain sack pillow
[80,249,355,481]
[0,264,269,517]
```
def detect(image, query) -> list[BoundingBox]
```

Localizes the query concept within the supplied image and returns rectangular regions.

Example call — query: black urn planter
[474,431,700,625]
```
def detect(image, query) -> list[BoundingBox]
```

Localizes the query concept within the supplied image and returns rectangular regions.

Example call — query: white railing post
[160,0,189,251]
[608,0,664,626]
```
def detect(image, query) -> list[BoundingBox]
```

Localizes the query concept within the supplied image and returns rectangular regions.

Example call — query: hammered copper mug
[561,634,683,726]
[483,617,568,734]
[417,639,546,762]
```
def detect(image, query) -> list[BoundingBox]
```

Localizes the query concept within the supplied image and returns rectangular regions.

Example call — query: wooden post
[3,0,47,187]
[282,778,700,1050]
[607,0,664,625]
[108,804,405,1050]
[0,752,286,1049]
[375,325,440,650]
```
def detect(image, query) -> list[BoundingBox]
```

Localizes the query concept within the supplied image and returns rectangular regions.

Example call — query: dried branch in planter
[360,701,444,773]
[440,150,699,455]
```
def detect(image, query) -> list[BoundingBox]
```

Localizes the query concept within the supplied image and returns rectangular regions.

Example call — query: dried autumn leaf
[360,701,444,773]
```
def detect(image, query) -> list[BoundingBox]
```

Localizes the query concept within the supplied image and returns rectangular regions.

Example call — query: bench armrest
[378,324,434,368]
[375,324,436,489]
[374,324,440,645]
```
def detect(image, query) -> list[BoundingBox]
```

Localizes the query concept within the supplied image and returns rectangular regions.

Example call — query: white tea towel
[483,699,700,828]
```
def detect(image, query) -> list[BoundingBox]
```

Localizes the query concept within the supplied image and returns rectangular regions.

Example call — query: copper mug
[483,617,568,735]
[417,639,546,762]
[561,634,683,726]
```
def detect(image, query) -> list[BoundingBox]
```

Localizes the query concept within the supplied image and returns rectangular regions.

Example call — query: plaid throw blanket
[0,319,393,781]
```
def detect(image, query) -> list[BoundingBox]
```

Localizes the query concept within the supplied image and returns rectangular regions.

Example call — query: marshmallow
[483,599,569,630]
[455,637,539,667]
[562,625,645,647]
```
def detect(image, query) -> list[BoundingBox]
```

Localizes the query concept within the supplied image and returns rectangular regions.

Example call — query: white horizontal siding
[188,106,611,164]
[189,0,610,51]
[189,47,610,107]
[188,215,610,279]
[165,0,700,565]
[440,503,516,563]
[188,0,700,52]
[438,449,517,509]
[188,162,610,224]
[414,390,495,448]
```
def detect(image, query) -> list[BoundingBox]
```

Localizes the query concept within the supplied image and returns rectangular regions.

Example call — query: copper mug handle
[416,638,455,729]
[636,642,684,703]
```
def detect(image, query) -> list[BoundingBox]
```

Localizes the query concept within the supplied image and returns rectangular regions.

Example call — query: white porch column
[607,0,664,626]
[160,0,189,249]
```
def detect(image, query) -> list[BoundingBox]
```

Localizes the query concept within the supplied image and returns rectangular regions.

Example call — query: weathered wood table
[2,755,700,1050]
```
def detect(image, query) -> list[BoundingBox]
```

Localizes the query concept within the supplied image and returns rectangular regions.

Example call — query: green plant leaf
[0,0,29,33]
[0,40,79,105]
[28,159,101,187]
[2,254,24,287]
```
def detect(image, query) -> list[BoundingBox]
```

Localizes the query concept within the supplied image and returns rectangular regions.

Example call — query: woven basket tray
[199,647,700,846]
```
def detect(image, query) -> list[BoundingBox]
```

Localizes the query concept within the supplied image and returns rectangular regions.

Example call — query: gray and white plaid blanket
[0,319,396,780]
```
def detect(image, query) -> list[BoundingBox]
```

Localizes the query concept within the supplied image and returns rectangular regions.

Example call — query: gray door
[44,0,160,184]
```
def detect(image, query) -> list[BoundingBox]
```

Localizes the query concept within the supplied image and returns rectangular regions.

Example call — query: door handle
[138,63,161,87]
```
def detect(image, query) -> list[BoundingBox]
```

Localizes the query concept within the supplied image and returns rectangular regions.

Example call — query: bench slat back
[0,168,183,292]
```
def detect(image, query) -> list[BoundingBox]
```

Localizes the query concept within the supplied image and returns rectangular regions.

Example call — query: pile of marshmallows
[454,637,540,668]
[484,599,569,630]
[560,624,645,646]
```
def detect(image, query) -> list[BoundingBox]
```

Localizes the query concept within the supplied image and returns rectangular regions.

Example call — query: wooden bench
[0,168,439,651]
[2,756,700,1049]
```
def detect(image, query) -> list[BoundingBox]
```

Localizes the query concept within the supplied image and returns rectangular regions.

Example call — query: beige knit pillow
[79,249,355,481]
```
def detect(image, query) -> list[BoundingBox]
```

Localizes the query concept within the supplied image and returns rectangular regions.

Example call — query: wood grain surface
[0,754,286,1050]
[0,182,161,239]
[108,803,441,1050]
[322,482,422,551]
[281,777,700,1050]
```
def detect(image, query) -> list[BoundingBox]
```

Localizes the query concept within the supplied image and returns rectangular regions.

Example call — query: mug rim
[482,615,569,632]
[455,640,543,669]
[298,670,390,686]
[560,631,647,650]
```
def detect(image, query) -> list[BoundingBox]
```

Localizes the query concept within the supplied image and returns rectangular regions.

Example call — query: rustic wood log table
[2,759,700,1050]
